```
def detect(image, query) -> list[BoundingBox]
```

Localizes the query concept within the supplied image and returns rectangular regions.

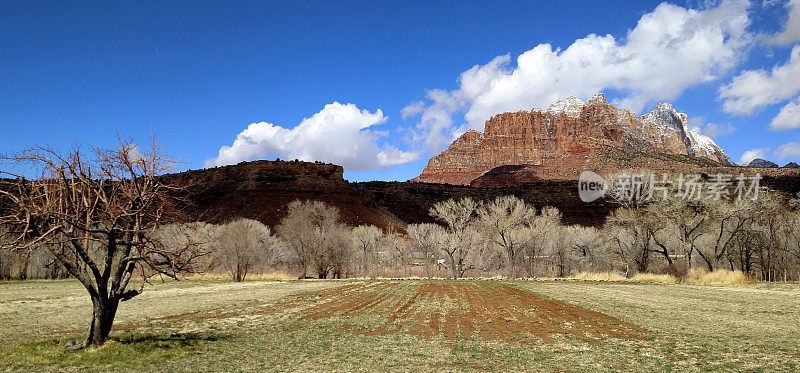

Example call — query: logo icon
[578,171,607,202]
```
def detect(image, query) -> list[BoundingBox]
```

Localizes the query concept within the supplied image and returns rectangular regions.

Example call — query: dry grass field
[1,278,799,372]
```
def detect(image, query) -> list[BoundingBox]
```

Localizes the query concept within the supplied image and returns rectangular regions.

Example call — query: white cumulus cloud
[411,89,464,151]
[769,97,800,130]
[718,45,800,115]
[773,142,800,160]
[205,102,418,170]
[688,117,737,138]
[401,100,425,120]
[405,1,751,152]
[701,123,737,138]
[739,147,771,164]
[767,0,800,45]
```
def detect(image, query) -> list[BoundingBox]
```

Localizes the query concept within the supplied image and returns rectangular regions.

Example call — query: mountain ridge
[413,94,733,185]
[160,160,800,232]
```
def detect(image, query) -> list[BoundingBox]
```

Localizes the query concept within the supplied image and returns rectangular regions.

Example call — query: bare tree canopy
[277,200,350,279]
[0,138,208,347]
[478,196,536,277]
[214,219,275,282]
[429,197,483,278]
[351,225,383,278]
[429,197,478,236]
[406,223,444,278]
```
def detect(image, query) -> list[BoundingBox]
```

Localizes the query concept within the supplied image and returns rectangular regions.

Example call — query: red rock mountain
[160,160,621,228]
[413,94,733,185]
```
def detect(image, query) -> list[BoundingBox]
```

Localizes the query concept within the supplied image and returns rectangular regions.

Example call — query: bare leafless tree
[608,205,672,274]
[214,219,275,282]
[0,139,208,346]
[351,225,382,277]
[406,223,444,278]
[478,196,535,277]
[702,200,753,271]
[562,225,601,275]
[328,228,353,279]
[453,228,486,278]
[652,198,709,270]
[520,206,560,278]
[277,200,349,279]
[380,230,412,277]
[429,197,480,278]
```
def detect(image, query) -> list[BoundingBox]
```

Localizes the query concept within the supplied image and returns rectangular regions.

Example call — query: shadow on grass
[0,332,227,370]
[112,331,223,348]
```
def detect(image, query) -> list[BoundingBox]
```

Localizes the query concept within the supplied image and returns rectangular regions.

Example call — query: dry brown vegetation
[5,185,800,285]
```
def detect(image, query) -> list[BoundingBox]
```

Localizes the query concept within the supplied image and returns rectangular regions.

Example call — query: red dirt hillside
[161,159,799,231]
[161,160,618,229]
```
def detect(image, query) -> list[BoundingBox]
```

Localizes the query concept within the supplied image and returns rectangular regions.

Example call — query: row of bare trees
[272,191,800,281]
[6,189,800,283]
[609,192,800,280]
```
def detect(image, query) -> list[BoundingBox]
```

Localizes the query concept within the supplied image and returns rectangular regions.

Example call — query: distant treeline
[4,191,800,282]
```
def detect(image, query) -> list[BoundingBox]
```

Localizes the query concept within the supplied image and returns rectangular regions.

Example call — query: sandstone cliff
[413,94,733,185]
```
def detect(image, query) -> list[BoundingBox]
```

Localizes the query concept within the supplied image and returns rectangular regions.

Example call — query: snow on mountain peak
[535,94,730,164]
[547,96,585,118]
[686,130,719,155]
[640,103,685,133]
[587,93,607,105]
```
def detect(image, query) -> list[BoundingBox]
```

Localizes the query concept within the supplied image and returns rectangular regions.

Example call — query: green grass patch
[0,332,217,371]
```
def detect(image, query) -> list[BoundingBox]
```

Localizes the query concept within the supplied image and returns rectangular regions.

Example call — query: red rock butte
[412,93,734,185]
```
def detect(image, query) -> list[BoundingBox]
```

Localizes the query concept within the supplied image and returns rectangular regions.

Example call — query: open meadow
[2,278,799,372]
[5,1,800,371]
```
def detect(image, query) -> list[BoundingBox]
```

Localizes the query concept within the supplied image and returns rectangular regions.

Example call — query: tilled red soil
[300,281,648,343]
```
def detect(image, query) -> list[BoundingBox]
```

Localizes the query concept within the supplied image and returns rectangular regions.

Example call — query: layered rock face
[413,94,733,185]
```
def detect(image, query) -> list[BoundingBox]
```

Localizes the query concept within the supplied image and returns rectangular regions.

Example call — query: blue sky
[2,0,799,181]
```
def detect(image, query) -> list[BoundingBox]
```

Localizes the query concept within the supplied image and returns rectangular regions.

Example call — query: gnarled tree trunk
[86,296,120,346]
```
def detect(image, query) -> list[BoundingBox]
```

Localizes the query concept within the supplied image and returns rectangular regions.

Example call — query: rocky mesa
[413,94,733,185]
[160,159,620,229]
[159,160,799,233]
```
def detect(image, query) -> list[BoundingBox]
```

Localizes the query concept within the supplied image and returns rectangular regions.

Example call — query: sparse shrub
[573,271,627,282]
[660,263,689,279]
[630,273,678,284]
[686,268,754,286]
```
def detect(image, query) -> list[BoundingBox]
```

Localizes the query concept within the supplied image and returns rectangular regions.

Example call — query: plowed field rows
[300,281,647,343]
